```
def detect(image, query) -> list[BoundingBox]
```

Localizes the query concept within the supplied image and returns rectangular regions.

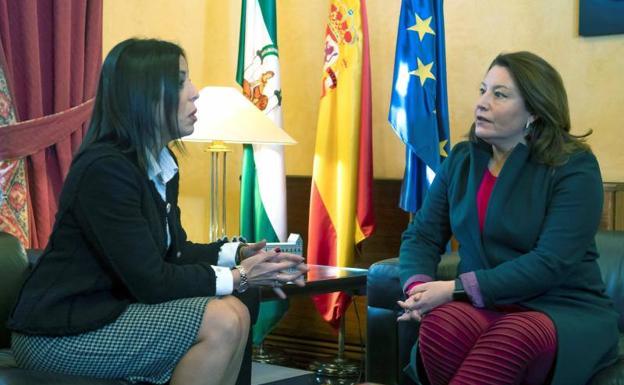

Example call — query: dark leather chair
[0,231,130,384]
[366,230,624,385]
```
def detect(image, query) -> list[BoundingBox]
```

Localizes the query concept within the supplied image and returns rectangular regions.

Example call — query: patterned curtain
[0,0,102,248]
[0,52,28,246]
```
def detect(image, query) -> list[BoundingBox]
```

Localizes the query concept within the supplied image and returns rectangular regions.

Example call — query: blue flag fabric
[388,0,450,213]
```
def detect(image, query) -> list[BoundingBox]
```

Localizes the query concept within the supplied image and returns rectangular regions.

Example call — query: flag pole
[309,247,363,379]
[252,341,287,365]
[309,310,360,379]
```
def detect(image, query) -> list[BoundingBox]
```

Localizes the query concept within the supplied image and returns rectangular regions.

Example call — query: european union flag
[388,0,450,213]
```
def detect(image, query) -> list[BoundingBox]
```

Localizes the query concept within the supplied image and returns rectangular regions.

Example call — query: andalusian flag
[307,0,375,329]
[236,0,289,346]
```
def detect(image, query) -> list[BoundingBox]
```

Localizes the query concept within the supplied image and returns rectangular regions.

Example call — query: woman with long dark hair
[8,38,307,385]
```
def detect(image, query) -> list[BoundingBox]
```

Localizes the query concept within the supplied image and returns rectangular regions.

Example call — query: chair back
[0,232,29,348]
[595,230,624,332]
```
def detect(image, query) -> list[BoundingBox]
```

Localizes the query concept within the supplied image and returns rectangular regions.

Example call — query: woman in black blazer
[8,38,306,385]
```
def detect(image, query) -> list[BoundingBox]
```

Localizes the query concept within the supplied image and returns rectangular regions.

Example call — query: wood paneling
[285,176,409,266]
[359,179,409,267]
[603,183,624,231]
[616,190,624,231]
[281,176,312,255]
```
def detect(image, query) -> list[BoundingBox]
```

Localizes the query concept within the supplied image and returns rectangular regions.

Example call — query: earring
[524,120,533,135]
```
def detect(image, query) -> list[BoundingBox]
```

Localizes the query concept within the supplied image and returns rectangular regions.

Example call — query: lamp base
[206,145,229,241]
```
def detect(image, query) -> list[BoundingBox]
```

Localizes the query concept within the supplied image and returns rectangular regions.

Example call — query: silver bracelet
[235,265,249,293]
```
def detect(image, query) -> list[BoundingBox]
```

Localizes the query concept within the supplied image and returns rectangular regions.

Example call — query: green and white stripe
[237,0,289,346]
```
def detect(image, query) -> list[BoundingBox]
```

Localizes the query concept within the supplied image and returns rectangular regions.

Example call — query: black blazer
[9,142,226,336]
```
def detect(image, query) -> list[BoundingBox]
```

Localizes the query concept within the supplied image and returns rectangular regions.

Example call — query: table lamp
[183,86,296,241]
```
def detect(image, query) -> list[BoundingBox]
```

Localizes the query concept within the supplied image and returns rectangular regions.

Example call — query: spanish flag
[307,0,375,329]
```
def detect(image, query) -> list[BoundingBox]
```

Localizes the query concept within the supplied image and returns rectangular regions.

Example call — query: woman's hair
[80,38,186,173]
[469,51,590,166]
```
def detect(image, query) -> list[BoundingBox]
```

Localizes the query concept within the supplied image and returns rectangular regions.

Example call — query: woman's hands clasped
[397,280,454,322]
[239,240,308,299]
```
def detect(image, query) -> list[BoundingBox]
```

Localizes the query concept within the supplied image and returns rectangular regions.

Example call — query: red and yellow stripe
[307,0,374,328]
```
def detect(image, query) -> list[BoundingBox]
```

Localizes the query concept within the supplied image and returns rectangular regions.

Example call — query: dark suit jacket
[8,142,228,336]
[399,140,619,385]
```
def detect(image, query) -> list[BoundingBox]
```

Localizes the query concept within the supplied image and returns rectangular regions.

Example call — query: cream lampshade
[183,86,296,241]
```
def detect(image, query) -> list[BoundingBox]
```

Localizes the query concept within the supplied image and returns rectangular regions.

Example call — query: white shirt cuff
[218,242,240,267]
[212,265,234,295]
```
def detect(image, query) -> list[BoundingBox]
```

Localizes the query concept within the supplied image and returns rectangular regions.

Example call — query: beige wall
[103,0,624,242]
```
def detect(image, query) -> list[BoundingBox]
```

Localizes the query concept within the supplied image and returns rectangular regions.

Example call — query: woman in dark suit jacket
[8,38,306,385]
[397,51,618,385]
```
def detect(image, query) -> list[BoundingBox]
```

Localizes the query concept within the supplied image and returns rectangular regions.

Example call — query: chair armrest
[366,254,459,385]
[0,233,29,349]
[367,258,402,310]
[595,231,624,332]
[366,258,406,385]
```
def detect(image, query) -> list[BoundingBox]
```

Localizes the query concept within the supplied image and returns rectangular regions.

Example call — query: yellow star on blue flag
[410,58,436,86]
[439,139,448,157]
[408,14,435,41]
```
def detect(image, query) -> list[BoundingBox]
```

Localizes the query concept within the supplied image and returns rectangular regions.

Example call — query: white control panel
[264,233,303,256]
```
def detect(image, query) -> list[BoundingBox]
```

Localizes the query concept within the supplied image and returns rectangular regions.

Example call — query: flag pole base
[308,357,360,379]
[308,315,360,379]
[252,344,288,365]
